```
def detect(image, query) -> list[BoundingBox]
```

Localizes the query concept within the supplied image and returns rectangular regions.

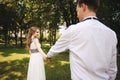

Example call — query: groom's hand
[46,57,51,62]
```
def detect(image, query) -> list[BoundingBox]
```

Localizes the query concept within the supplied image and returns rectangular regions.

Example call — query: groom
[47,0,118,80]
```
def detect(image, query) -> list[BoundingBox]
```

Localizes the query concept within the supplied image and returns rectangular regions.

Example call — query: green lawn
[0,44,70,80]
[0,44,120,80]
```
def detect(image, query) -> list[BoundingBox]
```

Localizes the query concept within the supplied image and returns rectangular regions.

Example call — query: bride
[26,26,47,80]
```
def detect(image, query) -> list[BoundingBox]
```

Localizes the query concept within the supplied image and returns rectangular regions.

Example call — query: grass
[0,44,120,80]
[0,44,70,80]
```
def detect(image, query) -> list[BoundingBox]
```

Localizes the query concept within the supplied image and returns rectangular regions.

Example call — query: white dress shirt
[47,17,118,80]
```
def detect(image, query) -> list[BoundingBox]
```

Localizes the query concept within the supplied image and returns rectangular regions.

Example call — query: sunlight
[50,65,55,68]
[0,53,29,62]
[1,71,22,80]
[59,61,69,66]
[44,43,50,46]
[1,75,9,80]
[11,71,22,76]
[5,66,11,70]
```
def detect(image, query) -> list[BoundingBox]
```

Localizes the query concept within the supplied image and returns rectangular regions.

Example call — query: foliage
[0,0,120,47]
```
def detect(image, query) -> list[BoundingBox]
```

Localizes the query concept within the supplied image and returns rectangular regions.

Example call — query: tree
[0,0,119,47]
[0,2,18,47]
[97,0,120,47]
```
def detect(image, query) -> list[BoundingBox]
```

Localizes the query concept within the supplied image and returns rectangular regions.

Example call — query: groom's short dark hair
[76,0,100,12]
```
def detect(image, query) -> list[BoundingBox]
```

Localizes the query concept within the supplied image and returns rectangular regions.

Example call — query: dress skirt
[27,52,46,80]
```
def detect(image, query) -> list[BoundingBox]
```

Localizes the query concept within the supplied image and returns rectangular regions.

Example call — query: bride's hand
[43,55,47,61]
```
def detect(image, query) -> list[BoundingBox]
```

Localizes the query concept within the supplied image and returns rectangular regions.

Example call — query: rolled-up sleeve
[47,26,72,58]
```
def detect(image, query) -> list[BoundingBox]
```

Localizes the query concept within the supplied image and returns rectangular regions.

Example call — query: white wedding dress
[27,38,46,80]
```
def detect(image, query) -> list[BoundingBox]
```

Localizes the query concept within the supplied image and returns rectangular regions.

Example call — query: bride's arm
[29,50,31,54]
[34,38,47,60]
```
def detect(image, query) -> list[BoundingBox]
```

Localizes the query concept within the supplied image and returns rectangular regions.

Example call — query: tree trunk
[15,26,18,46]
[4,28,8,47]
[20,26,23,47]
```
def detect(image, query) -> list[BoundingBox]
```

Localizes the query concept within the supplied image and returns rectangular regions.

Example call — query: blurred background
[0,0,120,80]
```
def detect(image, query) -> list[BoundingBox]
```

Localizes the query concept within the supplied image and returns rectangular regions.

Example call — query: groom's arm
[107,34,118,80]
[47,26,73,58]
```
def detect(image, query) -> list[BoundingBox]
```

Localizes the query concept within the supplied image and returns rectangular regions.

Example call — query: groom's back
[69,19,117,80]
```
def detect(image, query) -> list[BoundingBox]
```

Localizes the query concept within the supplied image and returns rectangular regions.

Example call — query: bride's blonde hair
[26,26,39,50]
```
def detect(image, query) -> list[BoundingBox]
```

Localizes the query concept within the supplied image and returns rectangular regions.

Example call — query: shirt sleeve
[108,33,118,80]
[47,26,72,58]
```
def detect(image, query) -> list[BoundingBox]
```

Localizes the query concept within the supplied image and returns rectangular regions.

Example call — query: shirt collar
[82,16,98,21]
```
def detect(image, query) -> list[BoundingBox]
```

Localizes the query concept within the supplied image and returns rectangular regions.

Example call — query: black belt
[31,49,39,53]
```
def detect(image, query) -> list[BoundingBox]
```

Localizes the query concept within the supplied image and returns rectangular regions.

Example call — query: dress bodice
[30,38,41,50]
